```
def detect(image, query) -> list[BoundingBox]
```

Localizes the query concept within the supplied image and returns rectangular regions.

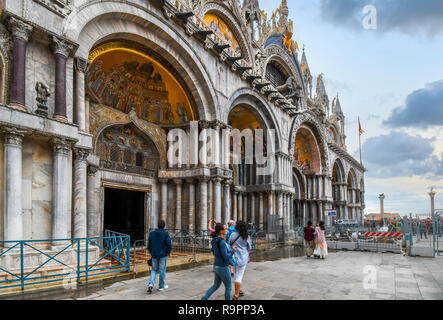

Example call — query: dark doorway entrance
[104,188,145,244]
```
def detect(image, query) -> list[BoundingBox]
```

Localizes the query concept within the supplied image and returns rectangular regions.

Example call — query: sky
[259,0,443,215]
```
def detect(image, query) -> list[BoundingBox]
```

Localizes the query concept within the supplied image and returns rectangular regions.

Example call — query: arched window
[265,62,288,88]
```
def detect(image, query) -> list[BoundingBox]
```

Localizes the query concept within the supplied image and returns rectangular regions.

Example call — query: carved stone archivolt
[200,1,253,63]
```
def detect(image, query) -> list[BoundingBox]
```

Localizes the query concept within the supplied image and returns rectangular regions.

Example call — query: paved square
[69,251,443,300]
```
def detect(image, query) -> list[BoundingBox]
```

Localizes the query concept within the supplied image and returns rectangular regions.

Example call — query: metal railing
[0,231,130,291]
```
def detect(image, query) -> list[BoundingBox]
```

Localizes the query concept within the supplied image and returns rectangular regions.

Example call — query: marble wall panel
[0,137,3,241]
[25,40,55,115]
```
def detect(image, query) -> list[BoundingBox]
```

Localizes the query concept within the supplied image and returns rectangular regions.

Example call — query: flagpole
[358,116,362,165]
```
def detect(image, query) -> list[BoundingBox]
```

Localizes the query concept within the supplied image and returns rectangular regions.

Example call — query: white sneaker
[159,285,169,291]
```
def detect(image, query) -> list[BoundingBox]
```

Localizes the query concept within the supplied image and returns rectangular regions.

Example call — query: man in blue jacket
[147,220,172,293]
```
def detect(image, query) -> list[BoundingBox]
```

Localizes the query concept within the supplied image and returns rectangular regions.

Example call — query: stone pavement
[74,251,443,300]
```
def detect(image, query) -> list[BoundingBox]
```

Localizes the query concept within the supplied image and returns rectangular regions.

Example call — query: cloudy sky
[259,0,443,215]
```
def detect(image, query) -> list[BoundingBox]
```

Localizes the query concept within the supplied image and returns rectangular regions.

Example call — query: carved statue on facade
[35,81,50,116]
[277,76,302,101]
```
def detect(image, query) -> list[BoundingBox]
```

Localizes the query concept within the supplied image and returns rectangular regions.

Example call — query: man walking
[147,220,172,293]
[304,221,315,258]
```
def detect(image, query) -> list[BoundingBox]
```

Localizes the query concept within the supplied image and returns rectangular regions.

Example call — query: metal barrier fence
[0,231,130,291]
[132,229,213,272]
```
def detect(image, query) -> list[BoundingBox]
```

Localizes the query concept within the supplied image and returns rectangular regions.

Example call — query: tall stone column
[232,190,238,221]
[250,193,256,224]
[186,179,195,232]
[213,177,222,223]
[74,58,90,132]
[7,17,33,110]
[52,138,71,245]
[199,177,209,231]
[85,97,90,133]
[267,191,274,216]
[174,179,182,230]
[159,179,168,222]
[237,192,243,222]
[379,193,385,225]
[243,193,248,222]
[208,179,213,220]
[278,192,283,217]
[73,148,90,239]
[87,166,99,237]
[258,192,264,229]
[223,180,231,224]
[52,36,73,122]
[429,188,436,216]
[200,121,209,166]
[3,128,25,245]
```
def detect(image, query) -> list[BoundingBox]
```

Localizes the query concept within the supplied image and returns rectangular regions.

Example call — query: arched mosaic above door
[87,44,195,125]
[96,124,160,176]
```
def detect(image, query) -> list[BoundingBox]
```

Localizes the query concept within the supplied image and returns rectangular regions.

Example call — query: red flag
[359,118,364,136]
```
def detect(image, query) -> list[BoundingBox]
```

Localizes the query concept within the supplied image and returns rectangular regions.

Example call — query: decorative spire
[333,93,343,116]
[300,45,311,76]
[316,73,327,98]
[243,0,261,22]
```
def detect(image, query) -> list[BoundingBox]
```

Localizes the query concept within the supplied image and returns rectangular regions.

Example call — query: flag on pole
[359,117,364,136]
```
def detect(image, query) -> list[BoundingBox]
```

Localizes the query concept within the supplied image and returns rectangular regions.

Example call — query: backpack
[216,237,239,266]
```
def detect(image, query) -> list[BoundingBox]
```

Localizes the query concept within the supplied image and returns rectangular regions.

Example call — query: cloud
[362,131,442,178]
[383,80,443,129]
[320,0,443,36]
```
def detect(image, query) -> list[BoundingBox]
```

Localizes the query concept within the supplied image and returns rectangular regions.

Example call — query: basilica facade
[0,0,365,245]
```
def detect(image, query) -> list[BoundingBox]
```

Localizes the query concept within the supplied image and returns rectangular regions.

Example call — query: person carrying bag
[201,223,237,300]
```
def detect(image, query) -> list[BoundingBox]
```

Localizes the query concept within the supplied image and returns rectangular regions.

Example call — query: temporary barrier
[360,232,404,239]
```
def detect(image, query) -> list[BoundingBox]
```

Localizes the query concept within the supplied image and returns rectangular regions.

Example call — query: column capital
[74,57,91,73]
[51,138,71,156]
[266,190,275,195]
[213,176,223,184]
[224,179,233,185]
[52,36,74,58]
[8,17,33,42]
[173,178,183,185]
[87,165,99,176]
[199,176,210,183]
[200,120,211,129]
[159,178,169,184]
[73,147,90,161]
[3,127,26,146]
[185,178,195,184]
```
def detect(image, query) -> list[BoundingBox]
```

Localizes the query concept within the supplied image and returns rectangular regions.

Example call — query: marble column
[200,121,209,166]
[278,192,283,217]
[174,179,182,230]
[52,138,71,245]
[250,193,256,224]
[87,166,99,237]
[52,36,73,122]
[74,58,89,132]
[258,192,264,229]
[199,177,209,231]
[268,191,274,216]
[159,179,168,222]
[243,193,248,222]
[186,179,195,232]
[213,177,222,223]
[73,148,90,239]
[237,192,243,221]
[7,17,32,110]
[208,179,213,220]
[232,190,238,221]
[223,180,231,224]
[3,128,25,244]
[85,97,90,133]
